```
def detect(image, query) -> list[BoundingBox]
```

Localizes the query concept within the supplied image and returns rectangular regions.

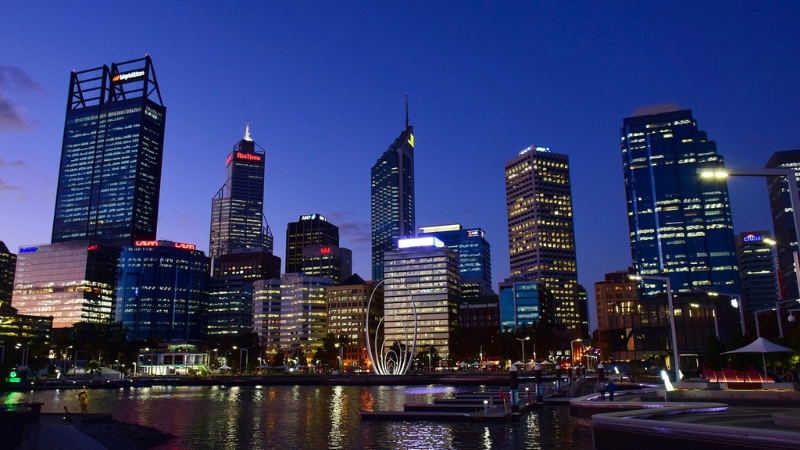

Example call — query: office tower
[576,284,589,339]
[0,241,15,306]
[594,269,639,332]
[326,274,383,370]
[735,231,779,315]
[285,214,339,274]
[117,240,208,342]
[418,224,493,297]
[207,248,281,336]
[498,279,554,330]
[505,145,579,330]
[255,273,332,362]
[209,123,274,268]
[12,242,118,327]
[456,295,500,332]
[384,237,459,358]
[622,109,740,295]
[301,244,352,286]
[52,56,166,247]
[765,149,800,300]
[371,105,415,282]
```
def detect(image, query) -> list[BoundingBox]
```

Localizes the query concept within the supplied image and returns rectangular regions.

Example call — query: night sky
[2,2,799,330]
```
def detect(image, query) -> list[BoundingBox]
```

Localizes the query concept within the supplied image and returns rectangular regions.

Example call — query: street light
[516,337,530,371]
[630,274,680,381]
[707,292,745,335]
[689,303,719,338]
[699,167,800,297]
[754,298,800,338]
[334,342,343,372]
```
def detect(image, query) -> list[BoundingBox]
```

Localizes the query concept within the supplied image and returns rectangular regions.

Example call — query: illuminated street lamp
[516,337,530,371]
[707,292,745,334]
[689,303,719,338]
[629,274,680,381]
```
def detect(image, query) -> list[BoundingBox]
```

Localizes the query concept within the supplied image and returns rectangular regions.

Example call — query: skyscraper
[209,123,274,267]
[418,224,493,297]
[0,241,15,307]
[52,56,166,247]
[765,149,800,300]
[285,214,339,274]
[735,231,779,315]
[371,101,415,281]
[621,109,740,295]
[505,145,579,330]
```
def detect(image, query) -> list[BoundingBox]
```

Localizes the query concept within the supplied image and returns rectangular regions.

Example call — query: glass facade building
[498,279,554,331]
[12,242,118,327]
[116,240,209,342]
[505,146,580,331]
[0,241,15,306]
[52,56,166,247]
[765,149,800,300]
[209,124,273,267]
[418,224,493,297]
[326,274,383,369]
[207,248,281,336]
[384,237,460,358]
[285,214,339,274]
[301,244,352,286]
[371,124,415,281]
[621,109,740,295]
[735,231,779,315]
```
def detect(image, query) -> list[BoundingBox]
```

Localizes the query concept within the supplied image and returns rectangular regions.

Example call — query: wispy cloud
[0,158,29,170]
[0,92,30,131]
[326,211,371,248]
[0,179,21,191]
[0,66,44,92]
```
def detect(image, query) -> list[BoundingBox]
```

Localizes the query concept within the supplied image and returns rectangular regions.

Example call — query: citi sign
[112,70,145,82]
[743,234,763,243]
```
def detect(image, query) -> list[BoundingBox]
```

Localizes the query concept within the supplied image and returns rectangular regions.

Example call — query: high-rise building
[209,124,273,268]
[498,279,554,330]
[0,241,15,307]
[116,240,208,342]
[326,274,383,370]
[594,269,639,332]
[384,237,459,358]
[505,145,579,330]
[207,248,281,336]
[12,242,118,327]
[371,108,415,282]
[621,109,740,295]
[253,278,282,355]
[418,224,493,297]
[735,231,779,315]
[765,149,800,300]
[301,244,352,286]
[285,214,339,274]
[52,56,166,247]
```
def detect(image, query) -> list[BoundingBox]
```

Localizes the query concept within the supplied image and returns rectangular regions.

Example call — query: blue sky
[1,2,799,330]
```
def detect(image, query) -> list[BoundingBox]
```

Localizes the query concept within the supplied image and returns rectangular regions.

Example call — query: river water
[8,385,593,449]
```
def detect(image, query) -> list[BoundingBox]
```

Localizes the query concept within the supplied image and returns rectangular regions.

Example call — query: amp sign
[743,234,763,243]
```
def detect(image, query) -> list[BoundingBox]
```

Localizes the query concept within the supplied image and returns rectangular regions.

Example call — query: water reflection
[12,385,591,450]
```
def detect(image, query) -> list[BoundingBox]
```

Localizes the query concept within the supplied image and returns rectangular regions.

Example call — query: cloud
[325,211,372,248]
[0,66,44,92]
[0,92,31,131]
[0,179,21,191]
[630,103,681,117]
[0,158,29,170]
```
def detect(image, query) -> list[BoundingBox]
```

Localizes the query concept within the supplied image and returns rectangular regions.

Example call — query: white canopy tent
[722,337,793,379]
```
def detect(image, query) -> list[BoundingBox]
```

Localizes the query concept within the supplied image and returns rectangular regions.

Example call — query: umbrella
[219,364,231,370]
[513,360,523,366]
[458,361,469,367]
[471,362,480,367]
[537,360,554,365]
[722,337,792,378]
[485,361,496,366]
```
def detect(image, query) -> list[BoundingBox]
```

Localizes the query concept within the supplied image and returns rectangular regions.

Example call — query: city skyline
[2,3,799,331]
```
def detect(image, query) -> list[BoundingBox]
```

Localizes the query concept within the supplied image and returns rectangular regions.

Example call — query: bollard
[534,364,543,403]
[597,363,605,381]
[484,399,489,414]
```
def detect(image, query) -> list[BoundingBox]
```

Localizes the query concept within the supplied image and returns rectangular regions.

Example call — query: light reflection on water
[10,385,592,450]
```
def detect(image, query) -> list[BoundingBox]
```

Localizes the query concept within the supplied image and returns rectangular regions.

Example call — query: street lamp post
[630,274,680,381]
[515,337,530,371]
[754,298,800,338]
[689,303,719,338]
[240,348,249,374]
[707,292,744,335]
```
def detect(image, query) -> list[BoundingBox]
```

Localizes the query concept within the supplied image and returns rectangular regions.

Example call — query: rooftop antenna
[405,93,409,130]
[244,120,252,141]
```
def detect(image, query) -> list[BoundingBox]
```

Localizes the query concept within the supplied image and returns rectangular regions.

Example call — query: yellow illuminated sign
[407,133,414,147]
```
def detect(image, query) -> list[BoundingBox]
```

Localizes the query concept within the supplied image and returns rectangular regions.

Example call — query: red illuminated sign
[135,240,159,247]
[174,242,197,250]
[320,247,331,254]
[226,154,233,166]
[87,245,98,251]
[236,152,262,162]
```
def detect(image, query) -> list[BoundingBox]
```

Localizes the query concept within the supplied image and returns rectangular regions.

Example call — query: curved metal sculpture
[365,279,417,375]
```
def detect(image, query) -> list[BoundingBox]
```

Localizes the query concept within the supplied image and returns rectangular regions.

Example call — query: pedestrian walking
[77,387,89,413]
[597,381,607,400]
[607,381,617,401]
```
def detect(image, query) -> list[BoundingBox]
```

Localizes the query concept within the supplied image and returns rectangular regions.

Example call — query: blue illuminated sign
[19,247,38,253]
[743,234,763,243]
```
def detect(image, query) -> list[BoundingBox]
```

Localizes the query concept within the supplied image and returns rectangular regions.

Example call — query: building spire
[244,121,253,141]
[405,93,409,130]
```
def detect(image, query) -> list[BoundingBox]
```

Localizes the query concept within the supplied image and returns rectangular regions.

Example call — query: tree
[704,335,727,371]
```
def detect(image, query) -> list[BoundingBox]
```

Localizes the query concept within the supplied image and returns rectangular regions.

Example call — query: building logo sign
[135,240,159,247]
[226,154,233,166]
[174,242,196,250]
[87,245,98,251]
[19,247,38,253]
[743,234,763,243]
[320,247,331,254]
[236,152,262,162]
[112,70,145,82]
[466,229,484,238]
[300,214,327,222]
[407,133,415,147]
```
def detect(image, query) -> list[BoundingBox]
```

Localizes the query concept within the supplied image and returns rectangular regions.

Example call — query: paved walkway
[21,414,106,450]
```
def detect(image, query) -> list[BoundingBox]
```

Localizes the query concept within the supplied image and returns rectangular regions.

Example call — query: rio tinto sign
[743,234,763,243]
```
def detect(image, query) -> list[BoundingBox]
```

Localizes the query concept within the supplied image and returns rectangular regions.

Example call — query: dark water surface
[8,385,593,449]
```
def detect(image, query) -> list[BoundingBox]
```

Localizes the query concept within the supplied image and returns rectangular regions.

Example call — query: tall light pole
[689,303,719,338]
[515,337,530,371]
[630,274,680,381]
[707,292,744,335]
[240,348,249,374]
[699,167,800,297]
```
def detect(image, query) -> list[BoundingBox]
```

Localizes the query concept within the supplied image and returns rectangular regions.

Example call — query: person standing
[597,381,607,400]
[607,381,617,401]
[77,387,89,413]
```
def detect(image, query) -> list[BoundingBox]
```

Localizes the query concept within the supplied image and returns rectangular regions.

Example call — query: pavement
[19,413,107,450]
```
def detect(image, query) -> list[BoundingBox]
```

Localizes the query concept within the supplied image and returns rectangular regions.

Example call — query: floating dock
[359,389,537,422]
